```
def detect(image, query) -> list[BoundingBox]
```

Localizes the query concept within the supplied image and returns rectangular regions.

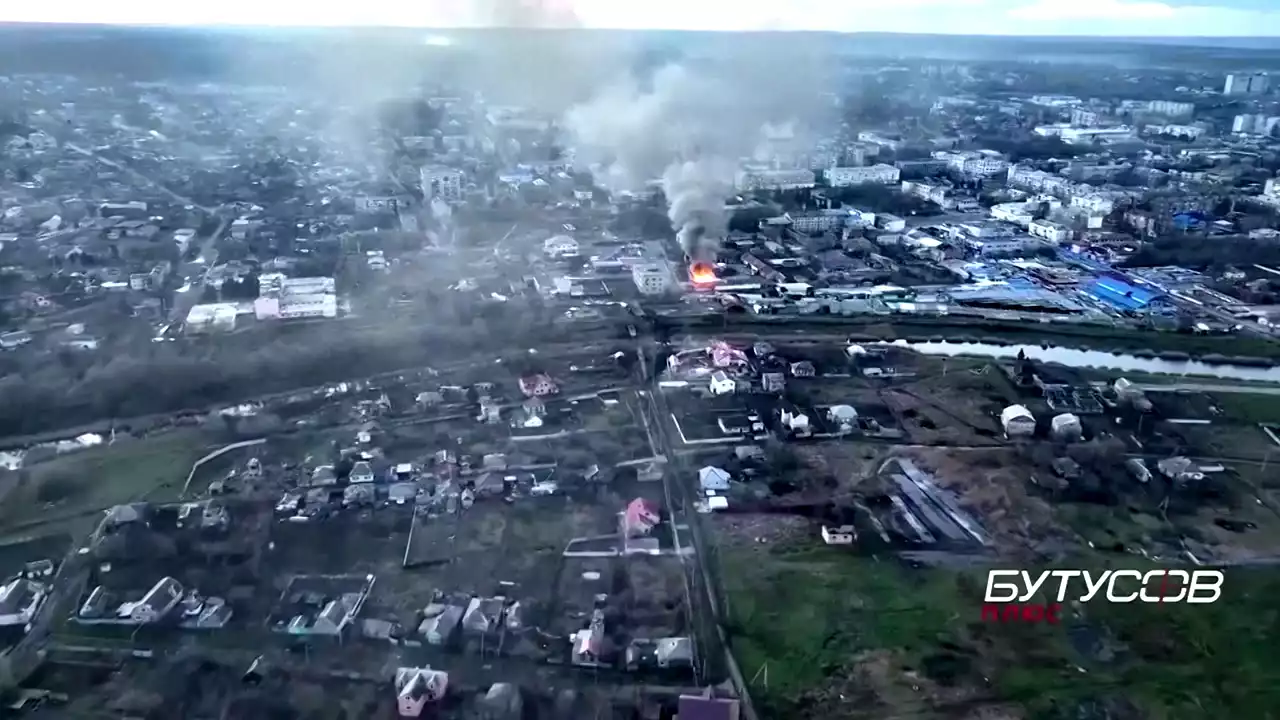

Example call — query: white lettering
[1048,570,1081,603]
[1139,570,1191,602]
[987,568,1223,606]
[1186,570,1224,604]
[1139,570,1167,602]
[985,570,1021,603]
[1106,570,1142,602]
[1078,570,1113,602]
[1016,570,1052,602]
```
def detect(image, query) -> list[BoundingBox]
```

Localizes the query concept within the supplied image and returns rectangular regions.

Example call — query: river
[876,340,1280,384]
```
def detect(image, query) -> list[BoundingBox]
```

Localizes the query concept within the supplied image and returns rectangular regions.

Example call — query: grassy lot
[1213,392,1280,425]
[0,430,213,533]
[719,540,1280,720]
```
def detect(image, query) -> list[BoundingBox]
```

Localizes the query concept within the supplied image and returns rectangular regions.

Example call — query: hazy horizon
[3,0,1280,38]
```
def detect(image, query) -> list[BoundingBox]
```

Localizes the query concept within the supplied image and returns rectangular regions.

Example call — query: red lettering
[980,603,1063,623]
[1045,603,1062,623]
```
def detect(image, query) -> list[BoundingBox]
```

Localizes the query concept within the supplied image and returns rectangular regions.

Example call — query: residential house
[709,342,749,368]
[310,466,338,487]
[1157,456,1203,483]
[622,498,661,537]
[780,407,811,435]
[312,593,361,635]
[709,370,736,396]
[128,576,183,624]
[518,373,559,398]
[698,466,731,494]
[655,637,695,668]
[395,667,449,718]
[761,372,785,393]
[790,361,817,378]
[418,603,464,645]
[462,596,504,635]
[821,525,856,545]
[571,610,605,665]
[678,691,741,720]
[349,461,375,484]
[0,578,45,627]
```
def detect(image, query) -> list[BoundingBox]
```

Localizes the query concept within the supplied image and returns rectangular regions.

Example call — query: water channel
[877,340,1280,384]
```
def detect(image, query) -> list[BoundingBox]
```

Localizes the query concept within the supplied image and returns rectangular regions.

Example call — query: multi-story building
[855,131,904,151]
[900,181,956,210]
[1232,114,1280,135]
[420,166,465,202]
[631,263,673,295]
[1146,100,1194,118]
[825,164,901,187]
[1033,124,1137,144]
[735,169,816,192]
[1007,166,1070,195]
[1028,219,1072,244]
[933,151,1008,179]
[1070,108,1104,126]
[1224,73,1270,96]
[1144,124,1204,140]
[1254,178,1280,209]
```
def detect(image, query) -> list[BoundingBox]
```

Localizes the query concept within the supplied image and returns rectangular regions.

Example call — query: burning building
[688,261,718,286]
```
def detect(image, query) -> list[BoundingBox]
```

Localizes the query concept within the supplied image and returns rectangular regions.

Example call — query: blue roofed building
[1085,275,1163,311]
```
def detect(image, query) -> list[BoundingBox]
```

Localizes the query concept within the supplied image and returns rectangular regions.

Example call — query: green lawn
[719,541,1280,720]
[1213,392,1280,425]
[0,430,213,532]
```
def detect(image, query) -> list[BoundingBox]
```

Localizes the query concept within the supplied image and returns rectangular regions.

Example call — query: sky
[1,0,1279,37]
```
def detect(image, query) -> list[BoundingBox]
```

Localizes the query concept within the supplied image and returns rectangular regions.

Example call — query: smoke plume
[563,49,830,260]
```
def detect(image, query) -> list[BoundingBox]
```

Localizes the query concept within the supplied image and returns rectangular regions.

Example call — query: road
[1136,383,1280,395]
[63,142,217,214]
[55,139,227,326]
[169,216,229,325]
[640,341,761,720]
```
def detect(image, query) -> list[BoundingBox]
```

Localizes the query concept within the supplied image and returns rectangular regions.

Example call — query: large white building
[934,151,1008,179]
[632,263,673,295]
[1233,114,1280,136]
[255,274,338,320]
[1224,73,1270,96]
[185,303,239,333]
[1033,124,1137,144]
[1146,100,1194,118]
[1028,219,1072,244]
[825,164,900,187]
[735,169,816,192]
[420,166,465,202]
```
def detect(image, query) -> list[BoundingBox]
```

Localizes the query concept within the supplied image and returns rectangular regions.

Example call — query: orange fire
[689,261,718,285]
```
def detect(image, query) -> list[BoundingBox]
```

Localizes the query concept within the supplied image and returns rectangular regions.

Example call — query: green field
[719,542,1280,720]
[0,430,213,535]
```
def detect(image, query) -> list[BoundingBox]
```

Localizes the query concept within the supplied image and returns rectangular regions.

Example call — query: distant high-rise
[1224,73,1270,96]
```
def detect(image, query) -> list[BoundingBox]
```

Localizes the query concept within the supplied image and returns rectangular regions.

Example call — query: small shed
[1000,405,1036,438]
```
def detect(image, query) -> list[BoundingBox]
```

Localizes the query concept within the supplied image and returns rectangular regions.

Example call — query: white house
[709,370,736,396]
[821,525,856,545]
[543,235,579,257]
[0,578,45,627]
[350,461,375,484]
[129,577,183,624]
[698,466,732,494]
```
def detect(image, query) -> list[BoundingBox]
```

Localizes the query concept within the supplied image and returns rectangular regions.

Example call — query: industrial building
[185,303,239,333]
[631,263,673,295]
[254,274,338,320]
[420,166,465,202]
[825,164,901,187]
